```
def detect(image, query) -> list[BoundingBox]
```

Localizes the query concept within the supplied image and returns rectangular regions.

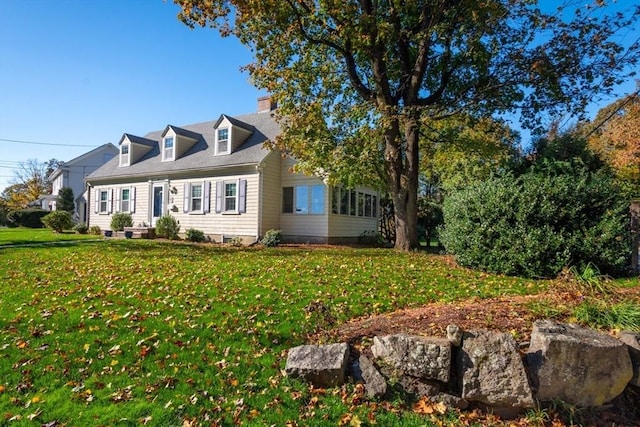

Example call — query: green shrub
[185,228,206,243]
[88,225,102,235]
[74,223,89,234]
[439,167,631,278]
[110,212,133,231]
[228,236,244,246]
[41,211,74,233]
[156,215,180,240]
[358,230,385,246]
[7,208,49,228]
[260,229,282,247]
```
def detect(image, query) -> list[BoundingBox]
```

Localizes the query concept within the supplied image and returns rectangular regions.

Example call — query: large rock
[619,331,640,387]
[285,343,349,388]
[351,355,387,398]
[371,334,451,382]
[527,320,633,407]
[459,330,534,409]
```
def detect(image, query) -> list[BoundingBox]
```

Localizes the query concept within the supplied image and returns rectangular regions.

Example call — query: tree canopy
[176,0,640,250]
[587,92,640,195]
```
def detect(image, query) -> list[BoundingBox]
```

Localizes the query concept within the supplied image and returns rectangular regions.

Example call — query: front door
[151,184,165,226]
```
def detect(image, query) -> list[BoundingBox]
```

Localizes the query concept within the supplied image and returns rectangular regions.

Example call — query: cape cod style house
[85,98,379,243]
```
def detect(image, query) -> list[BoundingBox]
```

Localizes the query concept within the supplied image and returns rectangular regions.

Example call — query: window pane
[331,187,339,214]
[372,195,377,218]
[100,191,108,213]
[225,183,236,197]
[121,144,129,154]
[365,194,372,217]
[121,188,130,201]
[310,185,324,214]
[218,128,229,153]
[282,187,293,213]
[358,192,365,216]
[225,182,236,212]
[100,191,108,202]
[218,128,228,140]
[191,184,202,198]
[296,186,308,214]
[191,184,202,211]
[192,198,202,211]
[340,189,349,215]
[164,138,173,148]
[349,190,356,216]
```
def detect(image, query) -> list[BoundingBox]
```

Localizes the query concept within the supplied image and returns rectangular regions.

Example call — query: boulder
[371,334,451,382]
[432,393,469,410]
[351,355,387,398]
[527,320,633,407]
[446,324,463,347]
[619,331,640,387]
[285,343,349,388]
[459,330,534,409]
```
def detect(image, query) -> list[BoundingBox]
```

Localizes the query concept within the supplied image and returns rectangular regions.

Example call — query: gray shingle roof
[120,134,157,147]
[87,111,280,181]
[162,125,203,140]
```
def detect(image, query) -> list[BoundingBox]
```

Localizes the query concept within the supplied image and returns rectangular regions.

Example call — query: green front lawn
[0,227,97,246]
[0,239,631,425]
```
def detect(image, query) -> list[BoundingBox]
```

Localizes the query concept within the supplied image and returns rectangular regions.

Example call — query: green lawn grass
[0,239,625,425]
[0,227,98,246]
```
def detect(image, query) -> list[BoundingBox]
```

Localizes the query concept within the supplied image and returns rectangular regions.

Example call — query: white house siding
[279,158,329,242]
[258,151,281,236]
[88,182,150,231]
[328,186,380,242]
[163,172,260,243]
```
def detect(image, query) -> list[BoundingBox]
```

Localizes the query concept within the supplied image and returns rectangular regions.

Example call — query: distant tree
[0,158,61,211]
[177,0,640,250]
[586,92,640,196]
[57,187,75,214]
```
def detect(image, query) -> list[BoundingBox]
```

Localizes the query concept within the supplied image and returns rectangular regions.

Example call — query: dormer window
[216,128,229,155]
[163,137,174,161]
[120,143,130,166]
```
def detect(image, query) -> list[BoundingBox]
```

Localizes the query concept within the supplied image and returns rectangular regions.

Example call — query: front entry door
[151,184,165,226]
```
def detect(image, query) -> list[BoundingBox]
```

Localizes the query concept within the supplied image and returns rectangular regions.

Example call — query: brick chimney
[257,96,277,113]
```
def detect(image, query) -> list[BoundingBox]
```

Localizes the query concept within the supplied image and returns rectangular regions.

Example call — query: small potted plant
[104,230,113,237]
[124,230,133,239]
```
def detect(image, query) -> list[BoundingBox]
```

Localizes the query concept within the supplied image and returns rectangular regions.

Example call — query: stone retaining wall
[285,320,640,417]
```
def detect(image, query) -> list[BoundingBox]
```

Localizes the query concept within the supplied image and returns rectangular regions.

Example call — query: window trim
[162,137,175,161]
[282,185,325,215]
[119,143,130,166]
[191,183,203,213]
[120,188,130,213]
[215,179,246,214]
[215,127,230,155]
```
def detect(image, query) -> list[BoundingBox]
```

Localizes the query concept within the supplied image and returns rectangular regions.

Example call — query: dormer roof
[161,125,202,141]
[86,110,280,182]
[213,114,255,133]
[120,133,156,147]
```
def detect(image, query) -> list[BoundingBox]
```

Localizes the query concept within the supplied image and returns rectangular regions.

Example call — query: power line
[0,138,97,148]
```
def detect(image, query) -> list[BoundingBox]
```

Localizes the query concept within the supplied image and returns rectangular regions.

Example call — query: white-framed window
[331,187,378,218]
[163,137,174,161]
[282,185,325,215]
[216,128,229,155]
[121,188,130,212]
[191,183,203,212]
[215,179,246,214]
[224,181,237,212]
[96,189,110,214]
[120,143,129,166]
[183,182,210,214]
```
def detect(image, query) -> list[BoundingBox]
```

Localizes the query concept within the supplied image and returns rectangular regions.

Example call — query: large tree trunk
[384,113,420,251]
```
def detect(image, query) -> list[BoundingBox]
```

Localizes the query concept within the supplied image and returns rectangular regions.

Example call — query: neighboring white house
[38,143,118,222]
[85,97,379,243]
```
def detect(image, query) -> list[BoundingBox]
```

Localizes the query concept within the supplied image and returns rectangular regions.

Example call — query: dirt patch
[316,288,640,426]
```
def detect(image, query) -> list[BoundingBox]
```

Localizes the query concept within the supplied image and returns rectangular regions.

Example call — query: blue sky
[0,0,638,192]
[0,0,263,191]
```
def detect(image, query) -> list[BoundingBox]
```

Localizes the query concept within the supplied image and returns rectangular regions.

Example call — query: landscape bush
[260,229,282,247]
[156,215,180,239]
[7,208,49,228]
[439,165,631,278]
[41,210,74,233]
[73,223,89,234]
[185,228,206,242]
[110,212,133,231]
[88,225,101,235]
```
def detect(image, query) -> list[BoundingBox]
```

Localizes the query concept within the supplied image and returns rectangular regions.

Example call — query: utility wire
[0,138,97,148]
